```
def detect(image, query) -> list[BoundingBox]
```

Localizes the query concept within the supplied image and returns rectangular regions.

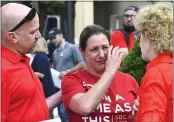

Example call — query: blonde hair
[134,2,173,54]
[34,37,49,54]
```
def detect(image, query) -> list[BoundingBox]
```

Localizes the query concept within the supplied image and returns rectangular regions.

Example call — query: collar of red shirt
[2,46,30,64]
[146,53,173,71]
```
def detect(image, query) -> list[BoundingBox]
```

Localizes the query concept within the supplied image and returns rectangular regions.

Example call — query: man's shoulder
[2,56,20,78]
[111,29,126,39]
[66,41,76,47]
[112,29,124,35]
[2,57,10,70]
[65,42,79,50]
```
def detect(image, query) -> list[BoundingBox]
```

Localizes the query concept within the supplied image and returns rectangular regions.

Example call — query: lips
[96,60,106,64]
[126,22,133,25]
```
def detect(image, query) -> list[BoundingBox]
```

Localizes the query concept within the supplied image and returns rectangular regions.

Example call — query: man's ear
[7,32,18,44]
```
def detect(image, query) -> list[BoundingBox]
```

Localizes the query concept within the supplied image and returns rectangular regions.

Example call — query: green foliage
[120,39,148,85]
[39,1,66,14]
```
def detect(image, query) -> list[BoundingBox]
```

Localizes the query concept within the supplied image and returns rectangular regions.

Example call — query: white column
[74,1,94,42]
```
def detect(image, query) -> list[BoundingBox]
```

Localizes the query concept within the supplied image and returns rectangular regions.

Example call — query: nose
[128,16,131,21]
[36,30,41,39]
[37,30,41,38]
[98,49,105,58]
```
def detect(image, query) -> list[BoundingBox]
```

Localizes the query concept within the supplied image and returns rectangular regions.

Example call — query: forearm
[34,72,44,78]
[68,61,86,73]
[46,90,62,110]
[77,71,115,114]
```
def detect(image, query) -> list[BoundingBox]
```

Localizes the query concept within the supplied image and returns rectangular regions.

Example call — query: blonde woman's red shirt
[136,53,173,122]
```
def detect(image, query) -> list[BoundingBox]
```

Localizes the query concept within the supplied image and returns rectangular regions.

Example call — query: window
[110,14,123,33]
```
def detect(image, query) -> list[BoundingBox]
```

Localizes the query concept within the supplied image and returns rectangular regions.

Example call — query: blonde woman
[31,37,59,119]
[32,37,57,99]
[134,2,173,122]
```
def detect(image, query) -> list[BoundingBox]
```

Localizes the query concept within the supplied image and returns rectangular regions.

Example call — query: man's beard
[56,41,61,48]
[123,24,136,32]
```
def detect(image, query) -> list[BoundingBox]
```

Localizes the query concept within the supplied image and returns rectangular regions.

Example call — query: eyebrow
[89,44,109,48]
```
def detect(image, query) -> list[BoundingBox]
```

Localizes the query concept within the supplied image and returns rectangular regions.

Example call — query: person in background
[111,6,139,57]
[26,51,45,79]
[1,3,61,121]
[47,29,57,65]
[61,24,139,122]
[31,37,58,118]
[134,2,173,122]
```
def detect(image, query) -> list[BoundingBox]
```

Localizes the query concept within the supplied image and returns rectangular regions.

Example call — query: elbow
[79,106,94,116]
[84,108,94,116]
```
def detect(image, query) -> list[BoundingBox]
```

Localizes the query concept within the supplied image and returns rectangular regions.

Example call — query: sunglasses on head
[9,4,36,32]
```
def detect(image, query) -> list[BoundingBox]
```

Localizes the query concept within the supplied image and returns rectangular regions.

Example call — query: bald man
[1,3,62,122]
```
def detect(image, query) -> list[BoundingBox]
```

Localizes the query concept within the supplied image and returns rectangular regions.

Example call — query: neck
[149,50,158,61]
[87,66,104,77]
[59,39,65,49]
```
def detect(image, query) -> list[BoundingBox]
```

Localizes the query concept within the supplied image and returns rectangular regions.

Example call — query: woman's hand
[105,46,123,74]
[35,72,44,78]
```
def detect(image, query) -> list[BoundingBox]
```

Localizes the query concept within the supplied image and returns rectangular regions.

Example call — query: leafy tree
[120,39,148,85]
[39,1,66,14]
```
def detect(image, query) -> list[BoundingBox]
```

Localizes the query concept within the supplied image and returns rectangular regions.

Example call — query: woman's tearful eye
[90,47,98,53]
[102,46,109,51]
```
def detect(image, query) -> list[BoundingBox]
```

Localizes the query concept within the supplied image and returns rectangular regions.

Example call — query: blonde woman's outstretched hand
[132,97,139,116]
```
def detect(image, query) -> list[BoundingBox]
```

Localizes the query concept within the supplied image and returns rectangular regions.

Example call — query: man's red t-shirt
[2,46,49,122]
[111,30,136,50]
[62,69,139,122]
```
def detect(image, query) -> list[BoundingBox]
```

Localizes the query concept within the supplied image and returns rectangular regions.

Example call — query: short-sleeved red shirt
[2,46,49,122]
[136,53,173,122]
[111,30,135,50]
[62,69,139,122]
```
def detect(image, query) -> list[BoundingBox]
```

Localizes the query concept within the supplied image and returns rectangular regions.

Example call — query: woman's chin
[142,55,149,62]
[96,67,105,73]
